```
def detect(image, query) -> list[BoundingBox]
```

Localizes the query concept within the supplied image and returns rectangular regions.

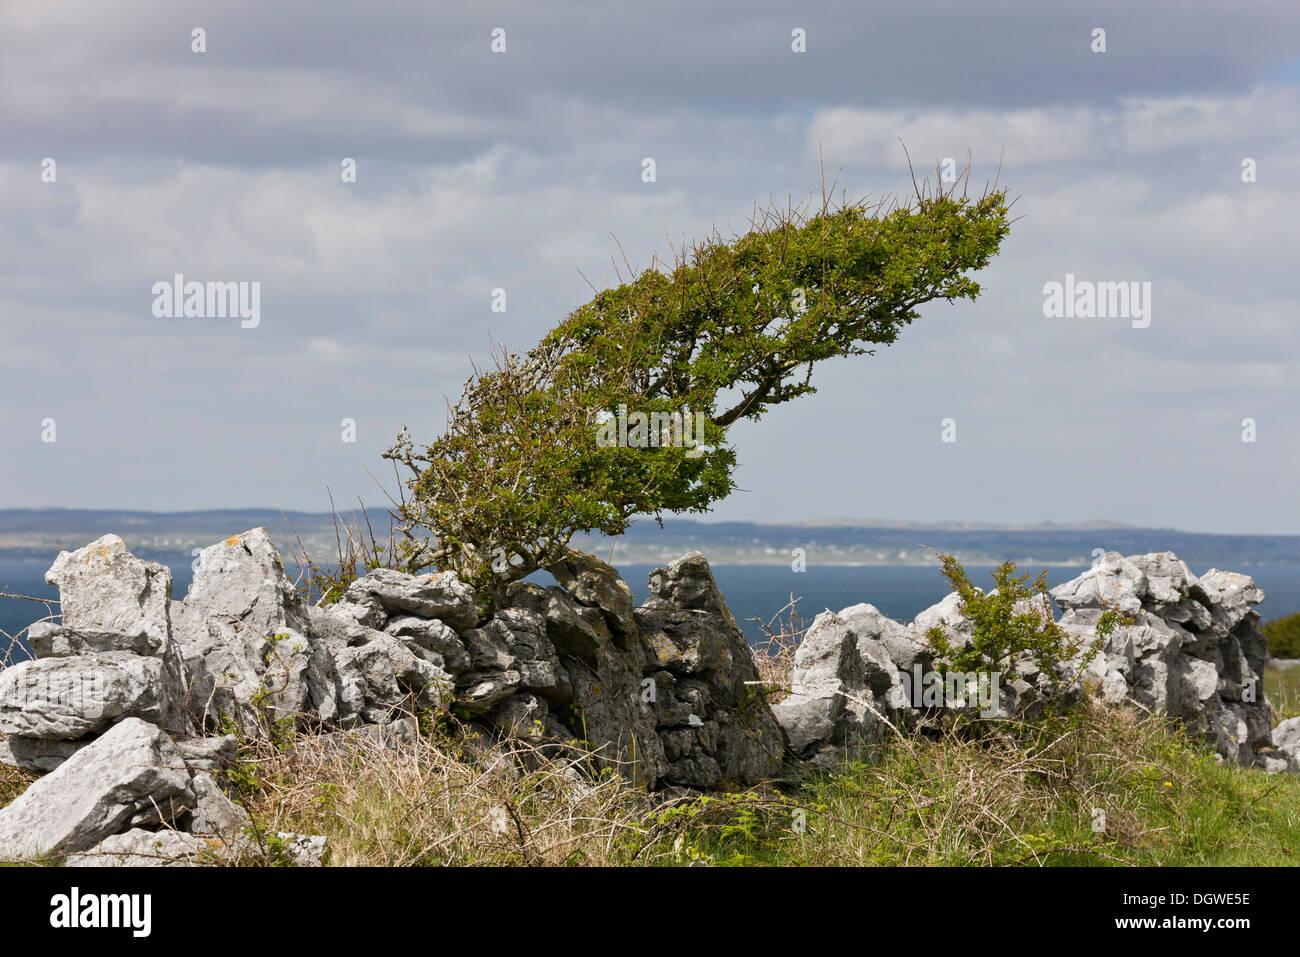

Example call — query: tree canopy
[384,175,1012,597]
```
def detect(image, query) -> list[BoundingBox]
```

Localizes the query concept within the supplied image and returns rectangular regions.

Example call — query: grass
[670,703,1300,867]
[224,721,682,866]
[0,765,37,808]
[194,691,1300,868]
[1265,664,1300,723]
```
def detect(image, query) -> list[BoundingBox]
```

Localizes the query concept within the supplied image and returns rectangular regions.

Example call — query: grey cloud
[0,1,1297,532]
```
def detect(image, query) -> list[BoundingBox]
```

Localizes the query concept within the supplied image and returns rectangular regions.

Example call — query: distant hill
[1,508,1298,568]
[785,517,1135,531]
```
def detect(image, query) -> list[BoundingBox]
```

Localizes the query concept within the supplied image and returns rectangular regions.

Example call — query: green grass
[654,702,1300,867]
[1266,665,1300,722]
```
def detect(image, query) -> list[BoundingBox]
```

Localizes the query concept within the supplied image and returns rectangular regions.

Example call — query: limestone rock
[510,574,667,787]
[65,828,212,867]
[385,614,472,674]
[186,771,249,836]
[454,607,572,717]
[0,718,194,860]
[46,534,171,648]
[177,734,237,772]
[910,591,974,651]
[1053,554,1271,764]
[27,622,155,659]
[344,568,477,631]
[331,632,453,725]
[41,535,194,735]
[1050,552,1148,616]
[549,551,636,638]
[771,606,897,759]
[326,595,388,630]
[275,833,327,867]
[639,552,785,785]
[173,528,332,729]
[0,734,87,772]
[506,582,607,663]
[0,652,188,739]
[1272,717,1300,772]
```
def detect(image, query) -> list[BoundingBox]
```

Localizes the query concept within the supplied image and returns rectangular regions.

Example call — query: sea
[3,558,1299,662]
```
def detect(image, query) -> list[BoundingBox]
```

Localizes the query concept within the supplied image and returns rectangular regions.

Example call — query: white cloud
[1,2,1298,531]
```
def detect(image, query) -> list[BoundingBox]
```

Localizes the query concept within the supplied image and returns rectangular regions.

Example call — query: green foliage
[923,553,1116,679]
[1264,612,1300,659]
[645,701,1300,867]
[386,176,1012,591]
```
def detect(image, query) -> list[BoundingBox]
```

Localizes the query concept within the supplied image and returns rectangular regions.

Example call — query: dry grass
[747,594,807,704]
[226,719,691,866]
[0,760,38,808]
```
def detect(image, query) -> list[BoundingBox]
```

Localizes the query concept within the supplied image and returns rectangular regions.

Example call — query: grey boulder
[0,652,189,739]
[39,535,194,735]
[0,718,194,860]
[186,771,249,836]
[639,552,786,786]
[771,604,908,760]
[385,614,472,675]
[1272,717,1300,772]
[549,551,636,637]
[45,534,171,648]
[65,828,212,867]
[344,568,477,631]
[177,734,237,772]
[331,632,454,725]
[173,528,333,728]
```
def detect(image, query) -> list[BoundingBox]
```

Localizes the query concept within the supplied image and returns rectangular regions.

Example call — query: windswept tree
[385,173,1012,600]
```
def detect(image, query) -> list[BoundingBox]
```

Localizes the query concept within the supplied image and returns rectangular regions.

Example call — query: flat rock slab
[28,622,157,659]
[344,568,478,631]
[0,717,194,860]
[0,652,185,739]
[0,734,87,772]
[65,828,213,867]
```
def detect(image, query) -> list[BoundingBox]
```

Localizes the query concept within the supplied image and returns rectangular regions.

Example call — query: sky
[0,0,1297,534]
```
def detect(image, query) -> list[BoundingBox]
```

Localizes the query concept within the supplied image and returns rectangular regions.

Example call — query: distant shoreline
[2,509,1300,569]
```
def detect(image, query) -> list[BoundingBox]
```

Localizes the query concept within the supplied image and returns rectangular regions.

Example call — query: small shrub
[1264,612,1300,659]
[923,552,1120,679]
